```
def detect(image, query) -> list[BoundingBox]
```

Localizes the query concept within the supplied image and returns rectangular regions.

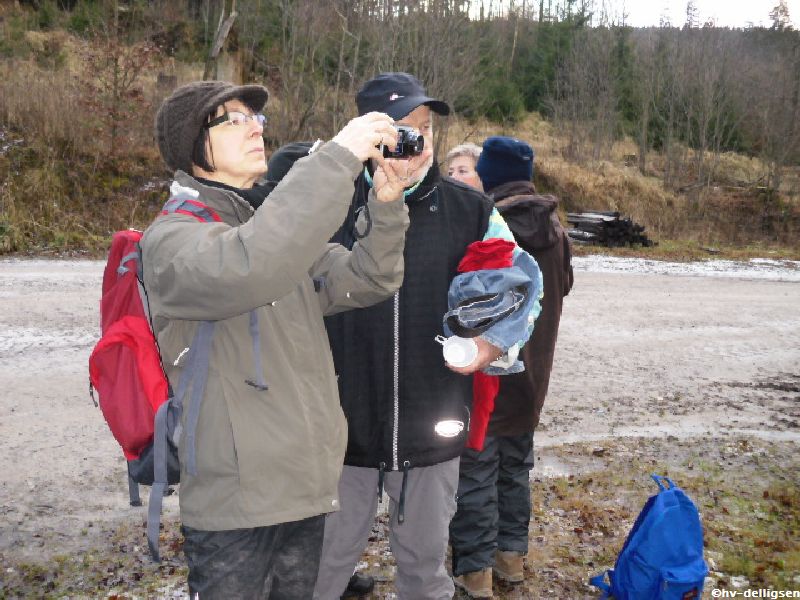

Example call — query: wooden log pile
[566,211,655,247]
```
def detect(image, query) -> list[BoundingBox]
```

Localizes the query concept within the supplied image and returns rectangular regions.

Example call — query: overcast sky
[614,0,798,28]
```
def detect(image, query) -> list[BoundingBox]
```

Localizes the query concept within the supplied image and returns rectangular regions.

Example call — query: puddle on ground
[538,425,800,447]
[533,449,606,479]
[534,454,577,478]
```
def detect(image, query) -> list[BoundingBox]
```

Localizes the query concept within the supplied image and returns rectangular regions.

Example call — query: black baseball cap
[356,72,450,120]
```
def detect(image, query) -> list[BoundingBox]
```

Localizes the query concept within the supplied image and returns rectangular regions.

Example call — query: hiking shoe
[340,572,375,599]
[494,550,524,583]
[453,567,494,599]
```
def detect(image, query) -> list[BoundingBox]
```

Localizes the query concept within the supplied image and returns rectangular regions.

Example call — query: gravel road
[1,258,798,565]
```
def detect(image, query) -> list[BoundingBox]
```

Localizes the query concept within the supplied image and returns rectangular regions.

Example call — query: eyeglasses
[205,111,267,129]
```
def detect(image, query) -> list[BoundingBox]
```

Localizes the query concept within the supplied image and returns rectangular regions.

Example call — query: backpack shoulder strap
[127,466,141,507]
[651,473,676,491]
[160,181,222,224]
[147,320,215,562]
[161,196,222,223]
[589,571,613,598]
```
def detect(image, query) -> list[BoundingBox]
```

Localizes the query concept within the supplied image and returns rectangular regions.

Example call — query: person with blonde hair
[446,142,483,190]
[450,136,573,598]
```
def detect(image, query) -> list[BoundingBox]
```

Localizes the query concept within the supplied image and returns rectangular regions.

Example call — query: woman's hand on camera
[332,112,398,163]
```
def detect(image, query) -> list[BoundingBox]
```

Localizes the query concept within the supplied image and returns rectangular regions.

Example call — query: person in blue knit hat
[475,135,535,193]
[450,136,574,598]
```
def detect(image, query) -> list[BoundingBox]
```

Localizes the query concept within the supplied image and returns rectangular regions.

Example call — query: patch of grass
[443,113,800,257]
[0,131,165,256]
[703,481,800,588]
[0,517,187,598]
[0,438,795,598]
[381,437,800,598]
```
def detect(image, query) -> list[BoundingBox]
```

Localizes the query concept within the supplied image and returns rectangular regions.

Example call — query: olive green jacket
[140,142,409,530]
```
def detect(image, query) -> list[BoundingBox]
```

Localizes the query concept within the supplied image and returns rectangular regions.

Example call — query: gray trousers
[313,458,459,600]
[449,434,534,576]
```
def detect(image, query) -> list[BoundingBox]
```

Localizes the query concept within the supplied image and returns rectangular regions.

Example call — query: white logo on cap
[389,93,404,101]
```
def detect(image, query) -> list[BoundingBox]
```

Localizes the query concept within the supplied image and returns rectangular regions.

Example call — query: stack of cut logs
[566,211,654,247]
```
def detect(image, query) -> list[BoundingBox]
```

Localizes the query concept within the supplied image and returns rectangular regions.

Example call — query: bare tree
[550,25,618,163]
[203,0,238,80]
[747,32,800,190]
[80,0,164,155]
[631,28,660,174]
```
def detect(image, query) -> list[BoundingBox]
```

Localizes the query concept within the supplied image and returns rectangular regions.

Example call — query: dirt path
[540,270,800,448]
[1,259,798,595]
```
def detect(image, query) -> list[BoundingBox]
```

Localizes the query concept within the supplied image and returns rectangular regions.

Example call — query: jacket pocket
[89,315,168,460]
[615,551,660,598]
[187,376,239,481]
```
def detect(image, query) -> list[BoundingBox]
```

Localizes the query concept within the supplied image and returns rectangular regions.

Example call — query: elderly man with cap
[311,73,536,600]
[448,136,573,598]
[139,80,411,598]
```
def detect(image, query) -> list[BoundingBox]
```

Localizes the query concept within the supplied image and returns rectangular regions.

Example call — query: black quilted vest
[325,166,493,470]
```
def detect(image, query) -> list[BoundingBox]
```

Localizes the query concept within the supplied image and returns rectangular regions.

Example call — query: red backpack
[89,191,221,561]
[89,229,168,465]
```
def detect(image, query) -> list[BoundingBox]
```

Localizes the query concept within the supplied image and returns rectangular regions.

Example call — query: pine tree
[770,0,792,31]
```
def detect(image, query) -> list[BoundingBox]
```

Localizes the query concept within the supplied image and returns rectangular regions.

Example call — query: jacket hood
[492,181,561,250]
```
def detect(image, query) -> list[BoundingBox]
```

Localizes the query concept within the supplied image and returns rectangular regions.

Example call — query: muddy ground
[0,259,798,599]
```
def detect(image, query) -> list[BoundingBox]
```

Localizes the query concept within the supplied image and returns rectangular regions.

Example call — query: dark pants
[449,433,534,576]
[182,514,325,599]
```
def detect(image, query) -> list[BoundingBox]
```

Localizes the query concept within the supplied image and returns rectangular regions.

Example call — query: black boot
[340,573,375,599]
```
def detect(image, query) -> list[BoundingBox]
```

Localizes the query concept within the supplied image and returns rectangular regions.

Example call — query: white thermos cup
[435,334,478,368]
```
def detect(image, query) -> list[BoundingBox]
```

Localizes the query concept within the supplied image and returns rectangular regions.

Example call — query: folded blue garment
[445,251,542,374]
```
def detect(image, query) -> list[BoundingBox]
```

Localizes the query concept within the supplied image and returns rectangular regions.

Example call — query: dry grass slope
[0,25,798,258]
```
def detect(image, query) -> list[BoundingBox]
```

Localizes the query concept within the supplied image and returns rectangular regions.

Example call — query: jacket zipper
[390,188,436,471]
[392,186,438,472]
[392,290,400,471]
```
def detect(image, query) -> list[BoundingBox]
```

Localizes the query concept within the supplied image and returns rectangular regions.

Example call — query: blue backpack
[590,475,708,599]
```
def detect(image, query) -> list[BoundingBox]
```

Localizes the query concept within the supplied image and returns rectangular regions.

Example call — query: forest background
[0,0,798,258]
[1,3,799,597]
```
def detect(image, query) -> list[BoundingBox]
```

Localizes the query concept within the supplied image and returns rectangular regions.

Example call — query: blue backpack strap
[589,570,613,598]
[147,399,173,561]
[652,473,676,492]
[147,320,215,562]
[181,321,216,476]
[117,251,140,276]
[127,466,141,507]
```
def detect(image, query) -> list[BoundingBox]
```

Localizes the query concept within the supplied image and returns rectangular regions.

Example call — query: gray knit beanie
[155,80,269,173]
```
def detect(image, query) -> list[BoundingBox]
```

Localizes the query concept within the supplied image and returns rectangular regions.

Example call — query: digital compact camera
[383,125,425,159]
